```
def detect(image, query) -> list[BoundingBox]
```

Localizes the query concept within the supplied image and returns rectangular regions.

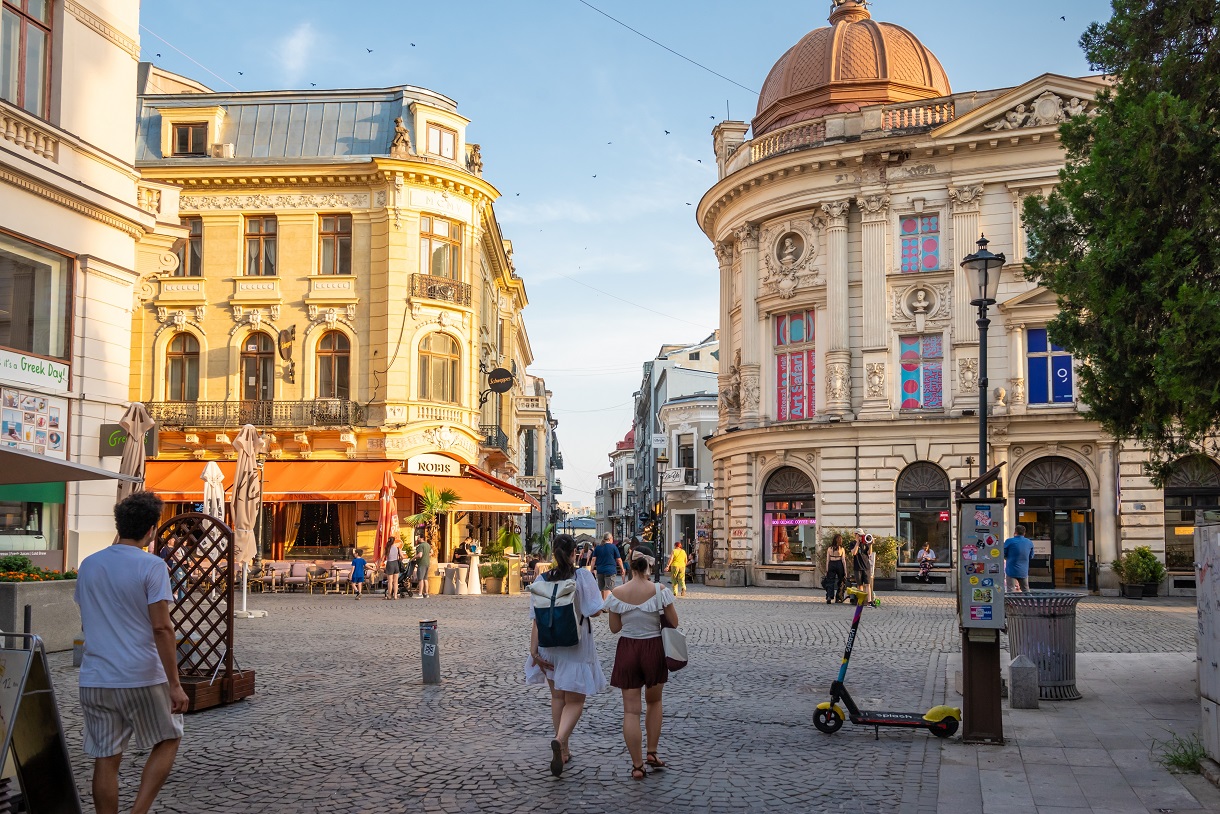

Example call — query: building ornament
[865,362,886,399]
[989,422,1008,439]
[138,186,162,215]
[759,215,823,298]
[1010,377,1026,405]
[984,91,1090,132]
[994,386,1007,407]
[721,350,742,412]
[182,192,371,211]
[735,224,760,250]
[820,200,851,229]
[374,190,387,207]
[827,363,849,401]
[389,116,414,158]
[740,369,760,413]
[899,164,937,179]
[64,0,140,59]
[958,357,979,394]
[948,184,984,213]
[0,167,143,238]
[857,194,890,223]
[891,282,952,331]
[714,241,733,267]
[466,144,483,176]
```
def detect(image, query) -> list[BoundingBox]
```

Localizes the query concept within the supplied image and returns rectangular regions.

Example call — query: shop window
[900,214,940,273]
[0,0,52,118]
[241,332,275,401]
[319,215,352,275]
[0,230,70,359]
[763,467,816,565]
[1027,328,1073,404]
[315,331,350,400]
[775,310,815,421]
[426,123,457,160]
[173,217,204,277]
[418,332,460,404]
[0,481,63,553]
[165,333,200,402]
[1164,455,1220,571]
[245,216,277,276]
[1015,456,1091,590]
[420,215,461,280]
[899,334,943,410]
[172,123,208,156]
[895,462,952,567]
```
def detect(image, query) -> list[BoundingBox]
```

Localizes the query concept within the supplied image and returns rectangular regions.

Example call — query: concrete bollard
[419,620,440,685]
[1009,654,1040,709]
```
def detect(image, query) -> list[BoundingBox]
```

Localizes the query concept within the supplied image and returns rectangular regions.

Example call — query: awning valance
[144,460,401,502]
[394,472,532,514]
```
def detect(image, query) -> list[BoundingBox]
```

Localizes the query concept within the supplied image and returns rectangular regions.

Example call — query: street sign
[651,433,666,449]
[99,423,158,458]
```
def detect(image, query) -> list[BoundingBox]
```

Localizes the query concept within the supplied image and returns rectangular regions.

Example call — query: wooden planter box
[0,579,79,652]
[181,670,256,713]
[483,577,504,594]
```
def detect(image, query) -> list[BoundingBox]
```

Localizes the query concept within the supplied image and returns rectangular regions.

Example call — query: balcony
[518,475,544,493]
[480,424,509,454]
[145,400,361,429]
[552,479,563,495]
[411,273,471,307]
[661,467,699,491]
[551,451,564,469]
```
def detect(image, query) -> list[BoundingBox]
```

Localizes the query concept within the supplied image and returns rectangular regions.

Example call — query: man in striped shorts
[75,492,189,814]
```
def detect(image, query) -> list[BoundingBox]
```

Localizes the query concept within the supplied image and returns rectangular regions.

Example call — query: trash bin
[1004,590,1086,700]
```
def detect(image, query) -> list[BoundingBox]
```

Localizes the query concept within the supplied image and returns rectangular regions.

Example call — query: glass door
[1021,507,1055,588]
[1017,497,1092,588]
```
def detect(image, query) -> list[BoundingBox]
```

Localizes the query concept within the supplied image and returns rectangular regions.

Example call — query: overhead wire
[555,269,715,331]
[140,25,241,91]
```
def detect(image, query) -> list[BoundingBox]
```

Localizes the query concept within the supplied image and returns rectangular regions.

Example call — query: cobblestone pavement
[49,588,1199,813]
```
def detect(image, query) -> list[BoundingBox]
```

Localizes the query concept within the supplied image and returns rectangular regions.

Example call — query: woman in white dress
[525,534,606,777]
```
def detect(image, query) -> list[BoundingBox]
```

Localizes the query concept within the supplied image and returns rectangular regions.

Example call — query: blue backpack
[530,576,583,648]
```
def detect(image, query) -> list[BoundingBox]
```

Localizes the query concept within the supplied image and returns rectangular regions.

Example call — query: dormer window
[426,123,457,160]
[172,123,208,156]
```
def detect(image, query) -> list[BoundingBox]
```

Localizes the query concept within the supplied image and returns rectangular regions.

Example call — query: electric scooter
[814,587,961,739]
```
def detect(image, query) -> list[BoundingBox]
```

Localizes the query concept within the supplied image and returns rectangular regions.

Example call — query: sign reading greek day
[0,349,68,393]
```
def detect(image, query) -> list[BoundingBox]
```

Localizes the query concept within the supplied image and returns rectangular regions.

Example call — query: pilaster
[950,185,983,345]
[715,241,737,428]
[822,199,851,415]
[858,194,890,349]
[1097,442,1119,592]
[737,225,762,423]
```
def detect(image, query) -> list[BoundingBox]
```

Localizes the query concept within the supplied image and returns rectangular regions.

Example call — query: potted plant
[1132,546,1166,597]
[480,560,509,594]
[0,555,78,652]
[405,484,460,594]
[1112,551,1149,599]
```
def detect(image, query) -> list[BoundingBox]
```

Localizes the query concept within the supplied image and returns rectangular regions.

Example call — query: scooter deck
[850,710,935,727]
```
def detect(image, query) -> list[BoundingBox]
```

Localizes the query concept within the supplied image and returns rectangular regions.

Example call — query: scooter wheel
[813,707,844,734]
[929,717,959,738]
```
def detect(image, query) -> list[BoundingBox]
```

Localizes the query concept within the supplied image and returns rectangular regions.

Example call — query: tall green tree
[1022,0,1220,480]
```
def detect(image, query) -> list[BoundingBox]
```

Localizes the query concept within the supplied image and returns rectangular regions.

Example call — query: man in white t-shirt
[75,492,188,814]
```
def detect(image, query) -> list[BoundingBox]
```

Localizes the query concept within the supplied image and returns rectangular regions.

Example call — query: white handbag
[655,584,688,671]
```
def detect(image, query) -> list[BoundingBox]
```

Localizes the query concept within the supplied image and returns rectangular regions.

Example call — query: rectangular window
[1026,328,1074,404]
[426,123,457,159]
[0,231,69,359]
[245,216,277,276]
[419,215,461,280]
[900,214,941,273]
[172,123,208,157]
[775,310,815,421]
[1,0,51,118]
[523,429,536,476]
[318,215,352,275]
[899,334,944,409]
[175,217,203,277]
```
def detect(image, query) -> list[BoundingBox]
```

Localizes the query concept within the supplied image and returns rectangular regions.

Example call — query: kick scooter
[814,587,960,739]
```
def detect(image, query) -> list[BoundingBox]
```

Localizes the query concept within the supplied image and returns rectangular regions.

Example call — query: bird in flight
[155,53,161,58]
[592,175,597,178]
[310,83,317,86]
[410,43,416,47]
[1060,15,1065,20]
[664,130,671,135]
[366,48,374,53]
[237,71,244,76]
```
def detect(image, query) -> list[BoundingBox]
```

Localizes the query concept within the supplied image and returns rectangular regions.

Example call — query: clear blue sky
[139,0,1114,504]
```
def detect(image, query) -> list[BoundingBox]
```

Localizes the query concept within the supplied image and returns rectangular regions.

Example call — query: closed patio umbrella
[374,470,399,564]
[201,461,225,522]
[231,425,265,618]
[116,403,155,501]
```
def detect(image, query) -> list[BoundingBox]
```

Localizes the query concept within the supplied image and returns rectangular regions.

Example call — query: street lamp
[654,451,669,583]
[959,234,1006,745]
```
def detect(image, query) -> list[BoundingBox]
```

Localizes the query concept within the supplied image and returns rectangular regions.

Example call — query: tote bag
[655,584,688,671]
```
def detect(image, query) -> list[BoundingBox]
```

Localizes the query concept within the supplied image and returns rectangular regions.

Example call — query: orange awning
[144,460,401,502]
[394,472,532,514]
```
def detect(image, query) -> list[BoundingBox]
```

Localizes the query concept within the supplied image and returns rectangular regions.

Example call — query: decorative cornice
[0,167,144,238]
[714,241,734,267]
[735,224,759,250]
[65,0,140,60]
[182,192,371,211]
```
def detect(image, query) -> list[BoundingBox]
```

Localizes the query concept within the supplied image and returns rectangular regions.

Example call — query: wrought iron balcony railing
[145,400,361,429]
[411,273,471,307]
[480,424,509,454]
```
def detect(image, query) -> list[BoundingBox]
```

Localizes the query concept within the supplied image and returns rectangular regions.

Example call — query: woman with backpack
[525,534,606,778]
[604,544,678,781]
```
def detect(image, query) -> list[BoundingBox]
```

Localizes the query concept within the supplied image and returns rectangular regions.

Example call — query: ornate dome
[753,0,951,136]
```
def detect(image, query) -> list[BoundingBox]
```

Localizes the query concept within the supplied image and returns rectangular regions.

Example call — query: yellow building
[132,66,540,560]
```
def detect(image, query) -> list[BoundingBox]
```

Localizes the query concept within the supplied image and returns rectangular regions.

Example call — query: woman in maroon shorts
[605,545,679,781]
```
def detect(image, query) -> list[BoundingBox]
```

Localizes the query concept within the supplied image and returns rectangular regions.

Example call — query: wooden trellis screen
[155,512,255,712]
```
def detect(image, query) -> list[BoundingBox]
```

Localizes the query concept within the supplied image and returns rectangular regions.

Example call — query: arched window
[418,333,460,404]
[1015,456,1091,589]
[1164,455,1220,571]
[762,467,816,565]
[895,462,951,567]
[165,333,199,402]
[316,331,350,400]
[241,332,275,401]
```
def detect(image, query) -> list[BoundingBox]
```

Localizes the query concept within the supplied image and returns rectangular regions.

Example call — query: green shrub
[0,555,33,573]
[480,561,508,580]
[817,527,898,577]
[1131,546,1167,583]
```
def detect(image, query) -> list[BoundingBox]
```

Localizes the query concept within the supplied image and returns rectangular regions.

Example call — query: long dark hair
[546,534,578,581]
[830,533,843,550]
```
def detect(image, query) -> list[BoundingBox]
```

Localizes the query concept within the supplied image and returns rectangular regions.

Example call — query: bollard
[419,620,440,685]
[1009,654,1040,709]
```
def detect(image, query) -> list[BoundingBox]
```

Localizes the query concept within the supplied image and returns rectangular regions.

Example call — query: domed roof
[753,1,951,136]
[615,429,635,451]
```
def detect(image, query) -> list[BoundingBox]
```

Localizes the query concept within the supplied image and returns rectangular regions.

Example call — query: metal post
[22,604,31,635]
[419,620,440,684]
[977,304,990,478]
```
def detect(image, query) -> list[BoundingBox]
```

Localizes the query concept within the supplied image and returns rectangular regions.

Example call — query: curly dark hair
[114,491,164,541]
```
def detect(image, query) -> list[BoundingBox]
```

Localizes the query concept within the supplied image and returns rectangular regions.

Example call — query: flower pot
[426,574,444,595]
[1121,583,1144,600]
[1142,581,1160,598]
[484,577,504,595]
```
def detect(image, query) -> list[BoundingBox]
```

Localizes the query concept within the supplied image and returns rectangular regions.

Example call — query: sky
[139,0,1115,505]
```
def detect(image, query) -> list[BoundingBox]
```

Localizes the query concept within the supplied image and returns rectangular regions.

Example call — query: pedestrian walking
[74,492,189,814]
[416,535,432,599]
[593,532,625,599]
[605,544,678,781]
[1003,524,1034,593]
[382,536,402,600]
[665,541,688,597]
[350,548,367,599]
[851,530,878,606]
[525,534,606,777]
[824,533,848,603]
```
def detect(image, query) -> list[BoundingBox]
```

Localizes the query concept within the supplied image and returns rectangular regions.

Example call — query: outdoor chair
[325,567,352,594]
[283,562,310,592]
[306,565,330,594]
[258,561,290,593]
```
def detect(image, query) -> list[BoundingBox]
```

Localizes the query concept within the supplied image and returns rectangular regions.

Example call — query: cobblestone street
[50,588,1200,813]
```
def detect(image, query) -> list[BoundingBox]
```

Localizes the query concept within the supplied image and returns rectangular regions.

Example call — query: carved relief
[820,200,851,229]
[182,192,371,211]
[721,350,742,412]
[891,282,952,330]
[865,362,886,399]
[740,369,760,413]
[735,224,759,250]
[1011,378,1026,405]
[465,144,483,176]
[827,363,849,401]
[984,91,1090,131]
[423,425,459,450]
[857,194,890,223]
[994,387,1007,407]
[389,116,413,158]
[714,241,733,267]
[759,215,823,298]
[899,164,936,179]
[958,357,979,394]
[948,184,983,213]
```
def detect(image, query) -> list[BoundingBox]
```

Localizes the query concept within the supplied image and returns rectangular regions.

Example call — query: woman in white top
[525,534,606,777]
[605,545,678,781]
[381,539,402,600]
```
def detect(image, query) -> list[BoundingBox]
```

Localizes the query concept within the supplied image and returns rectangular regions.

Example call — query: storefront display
[763,467,817,564]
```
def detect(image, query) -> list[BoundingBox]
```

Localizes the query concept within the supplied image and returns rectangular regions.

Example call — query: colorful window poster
[0,388,68,460]
[899,334,943,409]
[900,214,940,273]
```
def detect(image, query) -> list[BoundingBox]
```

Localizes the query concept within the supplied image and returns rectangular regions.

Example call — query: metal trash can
[1004,590,1086,700]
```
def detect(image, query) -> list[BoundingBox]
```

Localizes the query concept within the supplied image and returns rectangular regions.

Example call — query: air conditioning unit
[210,143,235,158]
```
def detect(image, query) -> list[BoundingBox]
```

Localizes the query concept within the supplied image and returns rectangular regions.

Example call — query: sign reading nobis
[407,453,461,477]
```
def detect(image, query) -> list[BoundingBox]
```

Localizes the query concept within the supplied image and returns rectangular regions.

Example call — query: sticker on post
[422,644,437,657]
[969,605,993,621]
[972,588,993,603]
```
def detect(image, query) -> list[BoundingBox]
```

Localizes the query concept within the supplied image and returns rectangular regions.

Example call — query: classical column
[737,225,762,424]
[822,199,852,415]
[1096,442,1119,590]
[950,185,984,345]
[715,241,737,428]
[1009,322,1027,412]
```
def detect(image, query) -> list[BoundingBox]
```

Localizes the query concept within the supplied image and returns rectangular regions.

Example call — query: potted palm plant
[1112,551,1149,599]
[405,484,460,595]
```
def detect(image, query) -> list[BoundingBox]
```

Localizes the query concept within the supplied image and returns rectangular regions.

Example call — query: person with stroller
[824,533,848,603]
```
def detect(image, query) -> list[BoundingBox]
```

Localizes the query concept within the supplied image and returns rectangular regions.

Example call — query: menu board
[0,387,69,460]
[959,499,1006,629]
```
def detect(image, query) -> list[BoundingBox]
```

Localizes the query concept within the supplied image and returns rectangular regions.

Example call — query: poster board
[958,498,1006,629]
[695,510,713,568]
[0,387,69,460]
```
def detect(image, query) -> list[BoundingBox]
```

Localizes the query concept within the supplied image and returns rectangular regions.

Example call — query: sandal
[549,739,564,778]
[646,752,666,770]
[631,764,647,781]
[562,746,571,765]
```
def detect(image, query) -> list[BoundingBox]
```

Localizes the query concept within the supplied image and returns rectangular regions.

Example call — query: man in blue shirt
[592,533,624,599]
[1003,524,1035,593]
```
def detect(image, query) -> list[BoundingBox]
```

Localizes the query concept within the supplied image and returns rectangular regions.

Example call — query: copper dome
[753,1,951,136]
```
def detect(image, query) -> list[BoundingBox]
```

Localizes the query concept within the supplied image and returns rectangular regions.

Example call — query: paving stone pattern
[48,588,1198,813]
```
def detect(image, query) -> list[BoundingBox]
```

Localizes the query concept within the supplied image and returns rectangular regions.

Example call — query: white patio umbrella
[201,461,225,522]
[116,403,155,501]
[230,425,266,618]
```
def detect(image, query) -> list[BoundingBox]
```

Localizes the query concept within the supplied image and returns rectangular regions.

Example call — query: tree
[1022,0,1220,481]
[404,484,460,561]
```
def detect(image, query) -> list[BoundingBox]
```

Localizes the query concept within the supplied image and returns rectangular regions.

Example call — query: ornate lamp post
[962,235,1005,483]
[654,451,669,583]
